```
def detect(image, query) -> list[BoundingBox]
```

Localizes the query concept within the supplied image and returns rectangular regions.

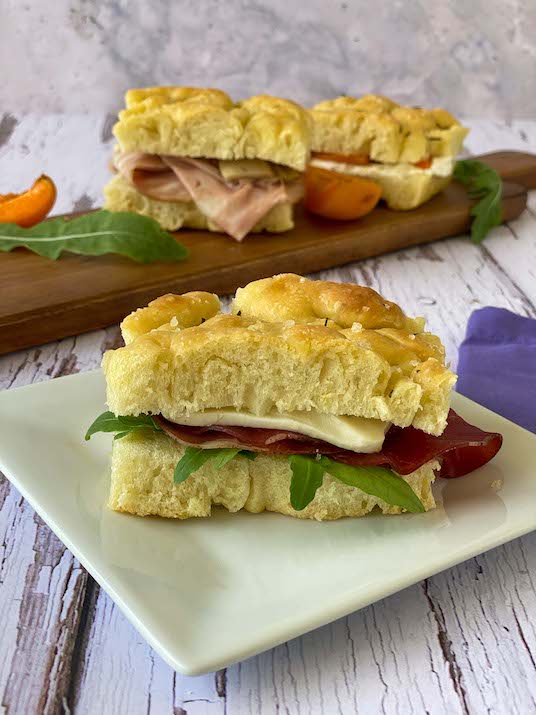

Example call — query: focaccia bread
[309,94,469,210]
[113,87,312,172]
[311,94,468,164]
[103,274,456,435]
[109,430,438,520]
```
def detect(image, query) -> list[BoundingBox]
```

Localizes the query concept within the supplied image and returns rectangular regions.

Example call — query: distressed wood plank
[464,120,536,310]
[423,534,536,713]
[72,586,225,714]
[0,328,120,714]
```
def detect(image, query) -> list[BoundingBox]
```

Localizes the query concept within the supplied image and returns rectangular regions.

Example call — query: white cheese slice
[311,156,454,180]
[174,408,390,453]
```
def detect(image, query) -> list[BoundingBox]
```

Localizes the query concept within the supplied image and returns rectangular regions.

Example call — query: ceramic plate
[0,370,534,675]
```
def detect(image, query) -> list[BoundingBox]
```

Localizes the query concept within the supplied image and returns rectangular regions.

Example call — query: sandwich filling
[113,152,304,241]
[310,155,454,181]
[163,408,389,453]
[154,409,502,479]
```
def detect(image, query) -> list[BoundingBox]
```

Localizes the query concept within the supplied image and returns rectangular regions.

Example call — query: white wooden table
[1,116,535,715]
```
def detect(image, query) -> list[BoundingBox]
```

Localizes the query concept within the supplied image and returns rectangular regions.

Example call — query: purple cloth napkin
[457,307,536,433]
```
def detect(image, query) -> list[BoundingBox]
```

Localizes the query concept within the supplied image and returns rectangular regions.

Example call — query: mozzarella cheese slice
[311,156,454,180]
[174,408,390,453]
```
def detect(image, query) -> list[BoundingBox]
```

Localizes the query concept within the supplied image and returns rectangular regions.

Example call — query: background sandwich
[87,274,501,521]
[104,87,311,241]
[309,94,469,210]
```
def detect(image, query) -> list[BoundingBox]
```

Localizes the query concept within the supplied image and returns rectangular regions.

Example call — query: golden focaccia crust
[121,291,221,344]
[102,274,456,435]
[231,272,425,333]
[109,430,438,520]
[103,174,296,233]
[310,94,469,164]
[124,86,232,110]
[113,86,312,171]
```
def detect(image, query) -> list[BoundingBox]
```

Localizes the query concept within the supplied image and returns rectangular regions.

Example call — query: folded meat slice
[162,157,298,241]
[113,152,192,202]
[154,410,502,479]
[113,152,304,241]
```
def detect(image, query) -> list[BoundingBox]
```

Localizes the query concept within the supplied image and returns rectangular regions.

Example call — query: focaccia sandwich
[309,94,469,210]
[104,87,311,241]
[86,274,502,521]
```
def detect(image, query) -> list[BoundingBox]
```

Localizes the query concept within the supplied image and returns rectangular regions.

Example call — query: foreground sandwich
[104,87,311,241]
[309,94,469,210]
[87,274,502,521]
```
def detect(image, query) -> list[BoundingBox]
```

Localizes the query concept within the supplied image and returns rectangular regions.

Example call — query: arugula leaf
[209,448,243,469]
[85,411,161,441]
[113,431,132,441]
[319,457,425,513]
[0,210,188,263]
[454,160,502,244]
[289,455,325,511]
[173,447,257,484]
[174,447,222,484]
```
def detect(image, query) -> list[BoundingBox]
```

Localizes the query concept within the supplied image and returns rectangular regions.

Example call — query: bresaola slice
[154,409,502,478]
[330,411,502,478]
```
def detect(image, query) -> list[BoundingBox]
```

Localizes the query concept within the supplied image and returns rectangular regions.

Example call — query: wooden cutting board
[1,150,535,355]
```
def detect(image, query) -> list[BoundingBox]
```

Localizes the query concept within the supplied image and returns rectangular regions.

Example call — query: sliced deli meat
[113,152,304,241]
[113,152,192,202]
[163,157,291,241]
[154,410,502,479]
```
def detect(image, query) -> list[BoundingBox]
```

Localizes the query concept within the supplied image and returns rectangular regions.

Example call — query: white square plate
[0,370,535,675]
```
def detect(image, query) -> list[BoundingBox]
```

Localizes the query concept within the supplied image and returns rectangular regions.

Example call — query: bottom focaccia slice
[104,174,295,233]
[109,431,438,521]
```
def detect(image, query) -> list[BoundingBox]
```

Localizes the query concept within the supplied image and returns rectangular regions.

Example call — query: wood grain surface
[0,150,534,356]
[0,116,536,714]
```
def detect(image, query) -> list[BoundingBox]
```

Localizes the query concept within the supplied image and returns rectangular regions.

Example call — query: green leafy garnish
[454,159,502,244]
[289,455,325,510]
[207,448,242,470]
[173,446,255,484]
[319,457,425,513]
[240,451,258,461]
[174,447,224,484]
[85,411,162,441]
[0,210,188,262]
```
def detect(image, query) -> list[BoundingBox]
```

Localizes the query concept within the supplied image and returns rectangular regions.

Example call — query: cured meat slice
[154,410,502,478]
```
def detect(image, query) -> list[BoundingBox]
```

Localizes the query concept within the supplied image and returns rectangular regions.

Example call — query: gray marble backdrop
[2,0,535,117]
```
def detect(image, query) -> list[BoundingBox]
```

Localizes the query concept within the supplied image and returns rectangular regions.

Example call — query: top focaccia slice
[103,274,456,435]
[112,86,312,172]
[310,94,468,164]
